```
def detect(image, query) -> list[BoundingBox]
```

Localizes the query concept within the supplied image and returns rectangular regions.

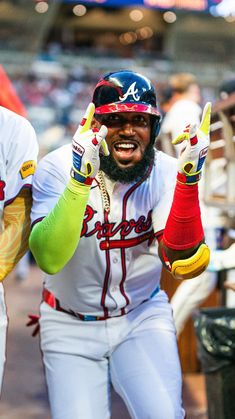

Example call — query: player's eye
[96,114,150,128]
[106,115,122,124]
[132,115,149,127]
[96,114,123,127]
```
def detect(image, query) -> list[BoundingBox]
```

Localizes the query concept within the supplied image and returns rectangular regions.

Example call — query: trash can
[194,307,235,419]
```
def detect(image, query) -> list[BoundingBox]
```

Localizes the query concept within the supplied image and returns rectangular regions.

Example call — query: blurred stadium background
[0,1,235,418]
[1,0,235,151]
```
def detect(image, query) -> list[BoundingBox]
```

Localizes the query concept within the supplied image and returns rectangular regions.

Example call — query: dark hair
[219,78,235,99]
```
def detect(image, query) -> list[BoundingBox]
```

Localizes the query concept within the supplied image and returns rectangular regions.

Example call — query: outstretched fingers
[74,103,95,139]
[98,124,108,140]
[95,125,109,156]
[172,131,190,146]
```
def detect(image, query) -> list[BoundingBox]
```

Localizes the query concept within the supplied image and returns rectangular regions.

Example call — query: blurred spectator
[160,72,202,156]
[14,65,102,152]
[211,75,235,306]
[219,77,235,99]
[159,85,174,117]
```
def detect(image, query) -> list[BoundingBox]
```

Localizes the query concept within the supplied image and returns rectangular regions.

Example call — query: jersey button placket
[109,251,124,307]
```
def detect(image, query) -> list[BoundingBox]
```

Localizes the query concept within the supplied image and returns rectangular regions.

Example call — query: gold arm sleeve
[171,243,210,280]
[0,188,32,281]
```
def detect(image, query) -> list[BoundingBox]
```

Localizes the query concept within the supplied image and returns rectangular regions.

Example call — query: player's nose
[119,122,136,136]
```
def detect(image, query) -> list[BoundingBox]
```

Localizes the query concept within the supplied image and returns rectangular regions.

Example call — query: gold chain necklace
[97,170,110,213]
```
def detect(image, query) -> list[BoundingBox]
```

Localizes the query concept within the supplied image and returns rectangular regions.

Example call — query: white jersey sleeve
[151,151,178,234]
[160,100,202,157]
[161,100,201,139]
[0,106,38,210]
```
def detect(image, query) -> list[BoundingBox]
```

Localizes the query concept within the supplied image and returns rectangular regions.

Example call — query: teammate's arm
[0,188,32,281]
[158,103,211,280]
[29,103,108,275]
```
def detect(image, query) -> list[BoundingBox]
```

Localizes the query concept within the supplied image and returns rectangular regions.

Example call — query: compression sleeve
[0,189,32,281]
[29,178,90,275]
[162,181,204,250]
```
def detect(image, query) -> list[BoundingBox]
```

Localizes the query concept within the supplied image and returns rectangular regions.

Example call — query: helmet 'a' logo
[119,82,140,102]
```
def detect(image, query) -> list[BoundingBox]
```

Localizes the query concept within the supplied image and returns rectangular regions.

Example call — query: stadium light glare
[136,26,153,39]
[129,9,144,22]
[35,1,49,13]
[163,10,177,23]
[73,4,87,16]
[119,31,137,45]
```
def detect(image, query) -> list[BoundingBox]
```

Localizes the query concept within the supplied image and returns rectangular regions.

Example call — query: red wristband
[163,181,204,250]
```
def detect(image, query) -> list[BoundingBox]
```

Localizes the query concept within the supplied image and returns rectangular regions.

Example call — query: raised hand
[71,103,109,185]
[172,102,211,185]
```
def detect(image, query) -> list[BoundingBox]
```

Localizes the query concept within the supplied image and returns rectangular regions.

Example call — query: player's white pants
[0,283,7,394]
[171,271,217,336]
[40,291,185,419]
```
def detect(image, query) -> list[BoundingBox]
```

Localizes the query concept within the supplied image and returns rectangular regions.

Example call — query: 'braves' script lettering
[81,205,152,241]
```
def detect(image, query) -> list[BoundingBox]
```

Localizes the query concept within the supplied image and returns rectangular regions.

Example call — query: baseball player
[0,106,38,392]
[29,70,211,419]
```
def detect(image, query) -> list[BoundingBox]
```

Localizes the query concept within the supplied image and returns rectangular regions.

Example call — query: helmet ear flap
[155,121,161,137]
[151,116,161,144]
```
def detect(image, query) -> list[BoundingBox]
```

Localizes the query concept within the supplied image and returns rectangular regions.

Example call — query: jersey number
[0,180,6,201]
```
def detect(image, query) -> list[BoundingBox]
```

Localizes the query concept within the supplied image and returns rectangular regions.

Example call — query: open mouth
[114,142,137,157]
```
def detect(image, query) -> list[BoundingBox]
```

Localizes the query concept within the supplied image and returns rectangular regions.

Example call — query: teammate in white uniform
[0,106,38,392]
[160,72,202,157]
[29,71,211,419]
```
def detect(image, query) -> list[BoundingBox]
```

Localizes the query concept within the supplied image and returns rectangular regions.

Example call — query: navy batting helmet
[92,70,161,142]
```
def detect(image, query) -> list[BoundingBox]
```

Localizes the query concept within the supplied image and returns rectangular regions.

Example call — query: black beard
[100,144,154,183]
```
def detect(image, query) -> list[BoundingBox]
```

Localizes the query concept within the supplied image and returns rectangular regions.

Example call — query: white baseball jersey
[161,99,202,157]
[161,99,201,140]
[0,106,38,390]
[0,106,38,210]
[31,145,178,318]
